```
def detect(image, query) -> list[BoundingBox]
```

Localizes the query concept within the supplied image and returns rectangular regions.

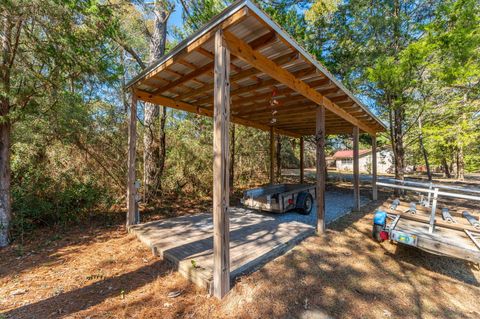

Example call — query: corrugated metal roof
[126,0,387,137]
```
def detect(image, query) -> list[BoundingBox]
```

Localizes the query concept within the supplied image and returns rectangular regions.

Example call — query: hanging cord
[269,87,279,124]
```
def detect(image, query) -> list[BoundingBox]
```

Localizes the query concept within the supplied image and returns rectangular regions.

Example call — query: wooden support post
[213,30,230,299]
[300,136,304,184]
[270,126,275,184]
[353,126,360,211]
[127,91,138,226]
[316,106,326,233]
[371,134,378,200]
[229,124,235,190]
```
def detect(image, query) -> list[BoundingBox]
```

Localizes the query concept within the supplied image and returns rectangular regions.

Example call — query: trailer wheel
[296,192,314,215]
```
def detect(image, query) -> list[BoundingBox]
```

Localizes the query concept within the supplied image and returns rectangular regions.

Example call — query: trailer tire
[296,192,314,215]
[372,224,384,242]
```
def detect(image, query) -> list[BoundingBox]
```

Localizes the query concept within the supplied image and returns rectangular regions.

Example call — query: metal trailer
[241,183,316,214]
[373,179,480,263]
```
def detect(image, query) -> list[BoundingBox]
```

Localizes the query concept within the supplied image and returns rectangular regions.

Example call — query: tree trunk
[0,13,12,247]
[418,117,431,181]
[393,107,405,182]
[442,157,451,178]
[0,120,11,247]
[143,2,169,200]
[449,155,456,178]
[143,103,160,199]
[457,145,464,181]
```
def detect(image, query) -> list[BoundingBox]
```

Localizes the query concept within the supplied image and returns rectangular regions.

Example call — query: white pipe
[379,178,480,195]
[377,182,480,201]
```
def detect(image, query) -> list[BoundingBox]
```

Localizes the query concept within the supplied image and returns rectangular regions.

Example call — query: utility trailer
[373,179,480,263]
[241,183,316,214]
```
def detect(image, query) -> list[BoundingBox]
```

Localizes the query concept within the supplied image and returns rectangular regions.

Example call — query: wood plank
[300,136,304,184]
[372,134,378,200]
[127,91,138,226]
[195,66,318,106]
[213,30,230,299]
[222,31,377,135]
[380,205,480,232]
[179,52,299,101]
[316,106,326,233]
[129,209,316,295]
[353,126,360,211]
[135,90,300,137]
[394,219,480,262]
[153,62,214,94]
[132,7,249,85]
[155,32,278,95]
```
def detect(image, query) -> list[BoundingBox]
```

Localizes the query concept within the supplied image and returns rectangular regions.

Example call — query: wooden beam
[270,126,275,184]
[154,32,278,95]
[127,91,138,226]
[372,134,378,200]
[235,95,311,117]
[231,80,334,112]
[223,31,376,135]
[196,66,318,106]
[316,106,326,233]
[353,126,360,211]
[213,30,230,299]
[134,7,248,85]
[153,62,214,94]
[135,90,301,138]
[300,136,304,183]
[179,52,299,101]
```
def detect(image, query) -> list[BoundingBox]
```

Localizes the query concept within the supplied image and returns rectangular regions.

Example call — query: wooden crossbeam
[179,52,299,101]
[244,107,366,122]
[154,32,278,95]
[135,90,300,137]
[153,63,214,94]
[230,80,336,110]
[275,122,353,130]
[133,8,249,85]
[196,65,319,106]
[330,95,351,103]
[222,31,377,134]
[234,95,309,116]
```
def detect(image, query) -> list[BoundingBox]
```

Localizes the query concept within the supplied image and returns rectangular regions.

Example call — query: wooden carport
[125,0,386,299]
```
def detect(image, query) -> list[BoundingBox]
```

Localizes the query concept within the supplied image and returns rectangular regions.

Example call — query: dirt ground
[1,187,480,319]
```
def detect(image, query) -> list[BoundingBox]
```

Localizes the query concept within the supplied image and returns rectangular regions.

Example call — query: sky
[167,0,185,41]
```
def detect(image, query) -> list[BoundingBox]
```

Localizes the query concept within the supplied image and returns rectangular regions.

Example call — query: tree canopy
[0,0,479,245]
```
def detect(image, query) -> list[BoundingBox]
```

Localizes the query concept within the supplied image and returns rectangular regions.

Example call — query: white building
[333,149,394,174]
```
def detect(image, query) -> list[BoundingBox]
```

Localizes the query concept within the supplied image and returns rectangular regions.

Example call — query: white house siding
[335,150,394,174]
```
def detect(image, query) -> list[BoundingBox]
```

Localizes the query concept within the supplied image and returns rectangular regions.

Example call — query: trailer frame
[241,183,316,213]
[376,179,480,264]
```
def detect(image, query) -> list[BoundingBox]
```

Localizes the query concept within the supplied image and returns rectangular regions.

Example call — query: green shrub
[12,167,110,238]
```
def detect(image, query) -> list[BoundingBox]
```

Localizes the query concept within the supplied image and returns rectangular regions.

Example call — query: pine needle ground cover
[1,184,479,319]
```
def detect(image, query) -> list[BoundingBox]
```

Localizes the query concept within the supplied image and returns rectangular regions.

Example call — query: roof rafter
[222,30,376,134]
[135,90,300,137]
